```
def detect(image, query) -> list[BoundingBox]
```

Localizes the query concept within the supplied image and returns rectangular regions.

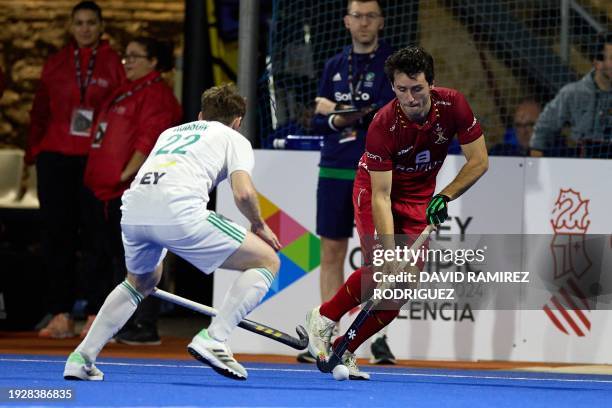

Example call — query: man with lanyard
[304,0,395,368]
[26,1,125,339]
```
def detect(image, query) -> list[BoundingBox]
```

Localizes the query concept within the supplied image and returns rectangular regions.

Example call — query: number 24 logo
[155,134,200,155]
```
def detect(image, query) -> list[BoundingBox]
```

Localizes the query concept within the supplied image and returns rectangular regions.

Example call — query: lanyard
[74,46,98,104]
[347,45,377,102]
[109,76,162,107]
[92,76,162,148]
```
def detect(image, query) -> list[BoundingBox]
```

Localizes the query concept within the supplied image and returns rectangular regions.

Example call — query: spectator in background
[27,1,125,338]
[79,37,182,343]
[306,0,396,366]
[530,32,612,158]
[489,99,541,156]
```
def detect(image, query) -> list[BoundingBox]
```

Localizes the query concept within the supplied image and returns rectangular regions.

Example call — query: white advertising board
[214,151,611,363]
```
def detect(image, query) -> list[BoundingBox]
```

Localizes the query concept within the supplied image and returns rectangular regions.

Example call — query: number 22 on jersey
[155,134,201,155]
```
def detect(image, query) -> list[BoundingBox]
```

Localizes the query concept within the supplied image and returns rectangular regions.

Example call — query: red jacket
[26,40,125,163]
[84,71,182,200]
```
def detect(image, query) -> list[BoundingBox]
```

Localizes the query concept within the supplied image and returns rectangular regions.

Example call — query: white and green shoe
[187,329,247,380]
[63,352,104,381]
[305,306,336,360]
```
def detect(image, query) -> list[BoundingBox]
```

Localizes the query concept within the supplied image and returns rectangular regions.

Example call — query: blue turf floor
[1,354,612,407]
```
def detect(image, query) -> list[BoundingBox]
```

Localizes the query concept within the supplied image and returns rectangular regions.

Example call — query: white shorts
[122,212,247,275]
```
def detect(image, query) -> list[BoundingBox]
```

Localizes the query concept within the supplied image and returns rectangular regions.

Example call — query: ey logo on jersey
[140,171,166,185]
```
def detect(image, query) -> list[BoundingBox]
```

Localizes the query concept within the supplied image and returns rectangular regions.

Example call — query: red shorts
[352,171,428,265]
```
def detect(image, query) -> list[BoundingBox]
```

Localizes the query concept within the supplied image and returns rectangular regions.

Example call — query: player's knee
[260,248,280,275]
[126,271,159,296]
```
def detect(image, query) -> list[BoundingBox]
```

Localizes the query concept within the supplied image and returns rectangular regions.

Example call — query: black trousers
[36,152,89,315]
[84,192,159,327]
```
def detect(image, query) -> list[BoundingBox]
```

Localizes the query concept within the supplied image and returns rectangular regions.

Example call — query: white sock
[208,268,274,342]
[76,281,143,362]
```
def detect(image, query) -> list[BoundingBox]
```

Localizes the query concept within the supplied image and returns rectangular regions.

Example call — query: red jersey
[26,40,125,163]
[356,87,482,202]
[84,71,182,201]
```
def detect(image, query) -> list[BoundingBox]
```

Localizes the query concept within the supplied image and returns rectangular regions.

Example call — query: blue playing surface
[1,354,612,407]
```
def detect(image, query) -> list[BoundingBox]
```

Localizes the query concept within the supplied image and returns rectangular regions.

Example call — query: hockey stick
[316,224,435,373]
[152,288,309,350]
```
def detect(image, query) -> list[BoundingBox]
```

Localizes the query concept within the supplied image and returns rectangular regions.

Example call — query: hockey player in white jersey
[64,84,281,381]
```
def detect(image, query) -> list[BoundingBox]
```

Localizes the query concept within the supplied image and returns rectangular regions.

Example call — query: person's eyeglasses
[122,54,149,64]
[347,12,381,22]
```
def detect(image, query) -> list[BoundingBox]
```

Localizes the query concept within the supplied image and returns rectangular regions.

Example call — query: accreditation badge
[70,108,94,136]
[91,122,107,148]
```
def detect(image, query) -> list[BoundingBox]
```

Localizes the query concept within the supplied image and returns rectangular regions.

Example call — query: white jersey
[121,120,254,225]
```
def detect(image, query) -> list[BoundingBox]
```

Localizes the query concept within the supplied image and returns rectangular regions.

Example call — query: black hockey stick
[153,288,309,350]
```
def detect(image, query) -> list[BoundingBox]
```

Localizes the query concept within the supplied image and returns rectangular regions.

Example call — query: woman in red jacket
[29,1,125,339]
[80,37,182,340]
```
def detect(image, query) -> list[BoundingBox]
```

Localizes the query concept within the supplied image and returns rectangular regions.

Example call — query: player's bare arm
[230,170,281,250]
[370,169,394,250]
[438,135,489,200]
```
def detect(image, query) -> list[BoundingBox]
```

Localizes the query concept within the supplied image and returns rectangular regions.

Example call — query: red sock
[320,267,372,321]
[333,309,399,353]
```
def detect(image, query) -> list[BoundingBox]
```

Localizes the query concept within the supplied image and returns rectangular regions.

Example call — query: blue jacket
[312,40,395,169]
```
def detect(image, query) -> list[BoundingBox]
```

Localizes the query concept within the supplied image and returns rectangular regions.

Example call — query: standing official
[27,1,125,338]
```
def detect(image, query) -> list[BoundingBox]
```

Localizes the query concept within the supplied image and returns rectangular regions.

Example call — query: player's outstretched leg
[188,231,279,380]
[64,265,162,381]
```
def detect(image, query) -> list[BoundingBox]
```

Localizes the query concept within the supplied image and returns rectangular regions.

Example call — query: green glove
[426,194,450,225]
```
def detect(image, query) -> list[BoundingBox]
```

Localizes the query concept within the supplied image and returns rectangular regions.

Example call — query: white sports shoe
[63,352,104,381]
[187,329,247,380]
[343,350,370,380]
[305,306,336,359]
